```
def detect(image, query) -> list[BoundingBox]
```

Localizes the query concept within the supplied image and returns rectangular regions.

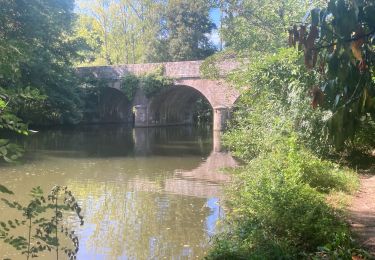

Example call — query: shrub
[140,71,173,98]
[295,150,359,194]
[207,139,360,259]
[120,65,173,99]
[208,48,364,259]
[223,48,330,161]
[120,74,139,101]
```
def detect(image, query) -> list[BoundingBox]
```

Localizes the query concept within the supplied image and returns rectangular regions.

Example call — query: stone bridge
[77,60,240,131]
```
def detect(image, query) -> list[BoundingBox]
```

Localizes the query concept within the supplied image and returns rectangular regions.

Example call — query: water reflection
[0,125,236,259]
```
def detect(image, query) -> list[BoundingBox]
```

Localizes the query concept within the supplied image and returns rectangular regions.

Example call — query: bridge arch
[147,84,213,126]
[77,60,241,130]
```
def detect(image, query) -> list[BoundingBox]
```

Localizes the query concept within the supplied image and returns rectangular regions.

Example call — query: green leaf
[311,8,320,26]
[0,185,14,195]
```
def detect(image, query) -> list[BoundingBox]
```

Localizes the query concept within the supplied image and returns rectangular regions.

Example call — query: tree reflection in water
[0,125,236,259]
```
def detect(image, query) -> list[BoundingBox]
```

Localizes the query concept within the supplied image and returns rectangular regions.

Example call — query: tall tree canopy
[77,0,165,64]
[75,0,217,64]
[213,0,325,55]
[161,0,216,61]
[0,0,86,125]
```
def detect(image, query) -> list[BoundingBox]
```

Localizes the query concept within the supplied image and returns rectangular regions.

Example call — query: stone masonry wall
[76,60,239,80]
[77,60,241,130]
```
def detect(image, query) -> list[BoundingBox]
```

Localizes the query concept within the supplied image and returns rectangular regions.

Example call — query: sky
[209,8,222,48]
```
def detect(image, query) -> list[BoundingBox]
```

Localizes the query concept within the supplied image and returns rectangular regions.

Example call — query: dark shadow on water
[9,124,213,162]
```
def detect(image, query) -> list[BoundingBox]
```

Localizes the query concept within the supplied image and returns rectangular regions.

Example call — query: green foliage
[352,117,375,153]
[207,137,362,259]
[0,0,87,126]
[76,0,166,64]
[310,232,372,259]
[0,90,29,135]
[192,97,213,125]
[208,49,364,258]
[161,0,216,62]
[0,112,28,136]
[0,91,27,162]
[224,48,329,159]
[0,185,14,195]
[295,150,359,193]
[200,55,221,80]
[140,69,173,98]
[120,66,173,99]
[75,0,216,64]
[77,83,103,123]
[121,75,140,101]
[200,50,238,80]
[0,139,24,163]
[0,186,84,259]
[292,0,375,149]
[218,0,325,56]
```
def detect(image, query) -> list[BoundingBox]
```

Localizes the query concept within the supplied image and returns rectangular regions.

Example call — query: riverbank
[205,49,372,259]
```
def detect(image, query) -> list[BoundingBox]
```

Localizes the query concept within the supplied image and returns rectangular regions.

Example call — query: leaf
[359,88,368,113]
[327,107,345,148]
[351,42,362,61]
[334,94,341,107]
[363,5,375,28]
[351,27,364,61]
[311,8,320,26]
[0,185,14,195]
[0,139,9,146]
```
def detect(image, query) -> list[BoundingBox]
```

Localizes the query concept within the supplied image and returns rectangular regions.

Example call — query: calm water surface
[0,125,236,259]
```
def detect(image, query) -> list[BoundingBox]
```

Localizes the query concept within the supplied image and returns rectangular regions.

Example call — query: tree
[75,14,106,65]
[115,0,166,63]
[0,91,26,162]
[78,0,114,64]
[163,0,216,61]
[291,0,375,149]
[217,0,325,56]
[0,0,87,126]
[76,0,166,64]
[75,0,217,64]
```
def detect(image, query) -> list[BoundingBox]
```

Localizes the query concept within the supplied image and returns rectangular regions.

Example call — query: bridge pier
[134,103,231,131]
[77,61,240,127]
[134,105,148,127]
[213,106,230,131]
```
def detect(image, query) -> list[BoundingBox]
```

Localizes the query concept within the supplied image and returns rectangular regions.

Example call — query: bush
[223,48,330,161]
[207,138,360,259]
[207,49,363,259]
[120,65,173,99]
[121,74,139,101]
[140,71,173,98]
[295,150,359,194]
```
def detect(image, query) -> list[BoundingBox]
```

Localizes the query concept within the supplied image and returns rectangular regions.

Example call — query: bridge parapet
[77,60,239,80]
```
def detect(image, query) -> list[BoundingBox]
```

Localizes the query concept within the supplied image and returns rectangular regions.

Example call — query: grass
[206,139,366,259]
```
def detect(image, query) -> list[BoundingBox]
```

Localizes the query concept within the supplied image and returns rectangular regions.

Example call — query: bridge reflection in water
[131,128,235,198]
[0,125,236,259]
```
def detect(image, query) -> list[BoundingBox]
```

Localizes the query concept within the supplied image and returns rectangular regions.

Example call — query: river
[0,125,236,259]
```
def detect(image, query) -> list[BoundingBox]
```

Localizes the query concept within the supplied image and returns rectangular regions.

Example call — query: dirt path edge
[349,175,375,256]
